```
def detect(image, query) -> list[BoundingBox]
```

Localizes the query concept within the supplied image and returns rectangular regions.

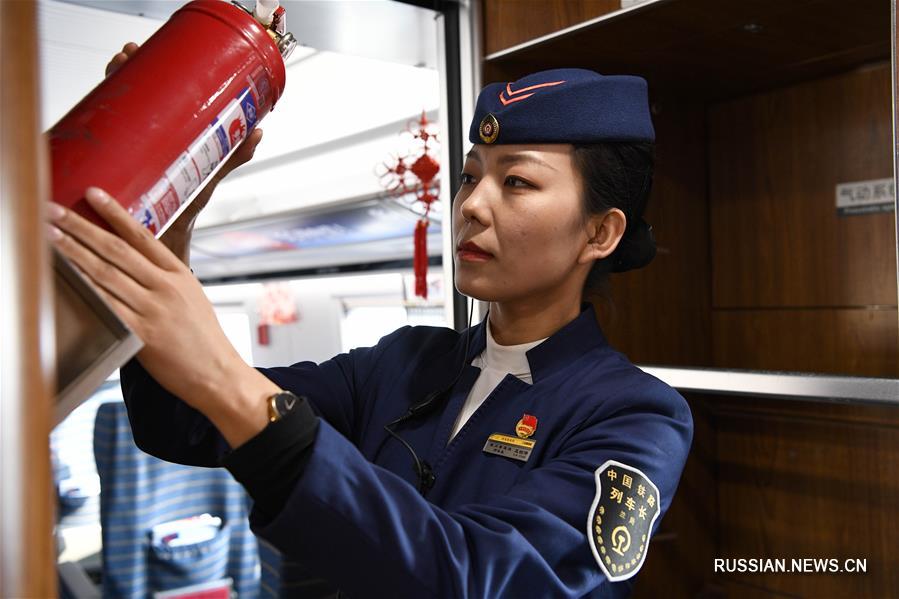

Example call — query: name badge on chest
[482,413,538,462]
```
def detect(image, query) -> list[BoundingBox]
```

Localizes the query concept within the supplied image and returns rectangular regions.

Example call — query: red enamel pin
[515,413,538,439]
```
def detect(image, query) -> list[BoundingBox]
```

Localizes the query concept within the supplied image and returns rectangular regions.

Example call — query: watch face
[273,391,300,418]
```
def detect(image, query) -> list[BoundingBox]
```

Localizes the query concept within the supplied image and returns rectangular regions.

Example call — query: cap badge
[479,113,499,144]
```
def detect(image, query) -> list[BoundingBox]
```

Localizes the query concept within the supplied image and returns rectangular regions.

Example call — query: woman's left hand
[48,187,277,444]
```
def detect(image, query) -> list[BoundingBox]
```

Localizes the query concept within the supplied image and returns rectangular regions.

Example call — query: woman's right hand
[49,188,277,448]
[104,42,265,264]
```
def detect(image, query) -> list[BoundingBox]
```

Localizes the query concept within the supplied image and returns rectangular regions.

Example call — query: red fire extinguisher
[49,0,295,236]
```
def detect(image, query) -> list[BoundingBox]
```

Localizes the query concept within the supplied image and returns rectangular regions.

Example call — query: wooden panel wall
[598,97,713,367]
[0,1,57,596]
[633,395,899,598]
[713,308,898,376]
[482,0,620,56]
[713,396,897,597]
[709,63,898,376]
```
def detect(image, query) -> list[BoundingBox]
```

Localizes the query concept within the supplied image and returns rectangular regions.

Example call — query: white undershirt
[448,319,548,441]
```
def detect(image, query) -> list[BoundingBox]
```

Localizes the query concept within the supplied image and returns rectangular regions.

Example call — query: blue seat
[93,401,260,598]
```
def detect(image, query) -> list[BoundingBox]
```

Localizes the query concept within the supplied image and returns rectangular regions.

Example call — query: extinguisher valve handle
[276,32,297,60]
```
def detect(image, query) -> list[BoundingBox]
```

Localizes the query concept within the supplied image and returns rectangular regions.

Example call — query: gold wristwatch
[267,390,301,422]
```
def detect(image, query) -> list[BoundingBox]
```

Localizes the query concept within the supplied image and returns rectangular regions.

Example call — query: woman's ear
[578,208,627,264]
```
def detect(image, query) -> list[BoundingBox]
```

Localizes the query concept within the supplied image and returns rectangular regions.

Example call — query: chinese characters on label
[835,178,895,216]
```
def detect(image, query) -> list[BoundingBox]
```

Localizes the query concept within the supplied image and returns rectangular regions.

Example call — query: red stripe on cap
[498,80,566,106]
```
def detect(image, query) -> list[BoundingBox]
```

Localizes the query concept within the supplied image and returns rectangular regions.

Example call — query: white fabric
[449,319,548,441]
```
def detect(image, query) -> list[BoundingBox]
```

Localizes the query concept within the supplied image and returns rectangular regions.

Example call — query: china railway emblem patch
[587,460,660,582]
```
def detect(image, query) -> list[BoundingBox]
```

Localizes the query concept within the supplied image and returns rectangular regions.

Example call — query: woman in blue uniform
[48,65,693,597]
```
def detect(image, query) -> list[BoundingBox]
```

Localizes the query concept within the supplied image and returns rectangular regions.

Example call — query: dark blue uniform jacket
[121,303,693,598]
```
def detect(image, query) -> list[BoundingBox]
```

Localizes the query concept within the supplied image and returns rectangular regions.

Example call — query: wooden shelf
[53,250,143,425]
[484,0,891,100]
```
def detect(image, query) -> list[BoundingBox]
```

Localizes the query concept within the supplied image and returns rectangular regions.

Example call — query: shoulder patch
[586,459,661,582]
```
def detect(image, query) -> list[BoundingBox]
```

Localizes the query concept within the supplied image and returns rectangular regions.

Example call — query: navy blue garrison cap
[468,68,654,145]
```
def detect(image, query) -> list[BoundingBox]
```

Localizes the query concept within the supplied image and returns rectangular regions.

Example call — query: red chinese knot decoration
[378,110,440,299]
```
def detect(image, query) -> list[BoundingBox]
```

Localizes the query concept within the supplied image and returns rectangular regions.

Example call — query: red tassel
[414,219,428,299]
[257,323,270,346]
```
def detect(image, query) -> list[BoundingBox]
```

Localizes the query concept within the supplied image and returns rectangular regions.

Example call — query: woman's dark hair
[571,142,656,300]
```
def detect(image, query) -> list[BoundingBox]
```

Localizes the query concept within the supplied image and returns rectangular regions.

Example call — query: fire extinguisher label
[249,66,271,112]
[128,197,162,235]
[246,74,262,114]
[133,86,259,235]
[240,89,258,130]
[166,152,203,208]
[213,119,230,159]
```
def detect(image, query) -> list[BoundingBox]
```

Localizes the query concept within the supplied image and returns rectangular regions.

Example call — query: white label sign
[835,178,895,216]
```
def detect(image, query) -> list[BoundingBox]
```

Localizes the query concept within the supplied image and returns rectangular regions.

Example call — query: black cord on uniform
[376,297,477,494]
[389,298,475,427]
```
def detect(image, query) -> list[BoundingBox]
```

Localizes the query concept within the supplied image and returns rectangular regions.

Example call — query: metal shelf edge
[637,365,899,406]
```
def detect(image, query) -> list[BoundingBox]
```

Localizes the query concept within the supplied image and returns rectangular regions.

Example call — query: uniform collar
[463,302,608,384]
[479,319,546,377]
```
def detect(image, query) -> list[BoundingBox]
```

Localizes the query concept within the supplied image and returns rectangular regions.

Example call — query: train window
[213,310,254,365]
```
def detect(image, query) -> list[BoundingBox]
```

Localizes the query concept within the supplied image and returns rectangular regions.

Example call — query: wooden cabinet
[649,394,899,597]
[708,64,896,377]
[483,0,620,55]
